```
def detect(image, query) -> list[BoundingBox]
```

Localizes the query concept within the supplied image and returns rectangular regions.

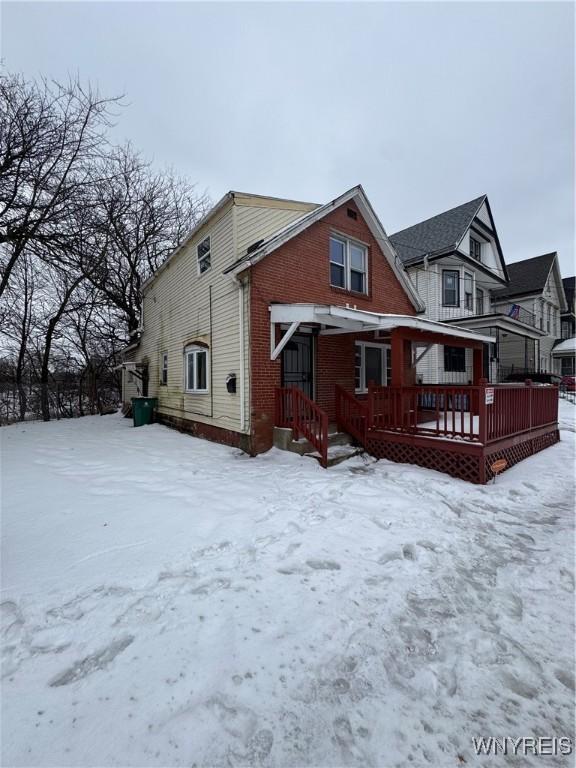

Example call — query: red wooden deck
[276,382,560,483]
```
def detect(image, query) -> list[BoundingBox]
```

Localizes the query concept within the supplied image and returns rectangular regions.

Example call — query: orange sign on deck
[491,458,508,477]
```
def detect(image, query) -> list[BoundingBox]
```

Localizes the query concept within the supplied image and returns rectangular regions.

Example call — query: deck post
[390,330,414,387]
[478,378,488,445]
[525,379,533,438]
[472,346,484,385]
[367,381,374,431]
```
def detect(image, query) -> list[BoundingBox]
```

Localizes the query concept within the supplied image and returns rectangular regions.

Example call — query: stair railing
[335,385,367,446]
[292,388,329,468]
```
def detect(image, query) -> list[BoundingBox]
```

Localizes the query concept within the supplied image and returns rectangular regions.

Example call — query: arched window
[184,345,209,393]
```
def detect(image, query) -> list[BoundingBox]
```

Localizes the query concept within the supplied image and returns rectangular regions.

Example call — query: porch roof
[447,313,546,340]
[552,337,576,357]
[269,303,495,359]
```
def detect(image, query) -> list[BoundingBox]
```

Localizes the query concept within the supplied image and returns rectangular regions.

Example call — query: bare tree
[0,70,209,423]
[85,145,210,334]
[0,71,118,298]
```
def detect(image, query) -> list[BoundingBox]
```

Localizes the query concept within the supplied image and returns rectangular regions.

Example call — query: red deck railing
[335,384,367,444]
[275,387,329,467]
[368,384,479,440]
[482,384,559,442]
[364,382,558,444]
[275,383,559,470]
[275,387,294,428]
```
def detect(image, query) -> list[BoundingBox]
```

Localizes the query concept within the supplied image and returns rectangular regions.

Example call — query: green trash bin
[132,397,158,427]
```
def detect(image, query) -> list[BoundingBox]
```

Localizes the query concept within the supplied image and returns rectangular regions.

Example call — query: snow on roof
[553,337,576,355]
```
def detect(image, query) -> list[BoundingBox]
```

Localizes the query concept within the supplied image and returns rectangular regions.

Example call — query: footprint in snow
[306,559,341,571]
[559,568,574,593]
[554,668,575,691]
[190,578,232,596]
[0,601,24,640]
[49,635,134,687]
[402,544,417,561]
[378,551,403,566]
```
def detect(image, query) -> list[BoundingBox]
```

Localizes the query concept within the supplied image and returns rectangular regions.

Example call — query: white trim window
[185,346,209,393]
[160,352,168,385]
[329,235,367,294]
[197,236,211,274]
[464,272,473,310]
[442,270,460,307]
[470,236,482,261]
[475,287,485,314]
[355,342,390,393]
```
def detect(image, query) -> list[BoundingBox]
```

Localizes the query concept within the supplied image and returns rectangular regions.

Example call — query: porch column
[472,346,484,385]
[390,330,413,387]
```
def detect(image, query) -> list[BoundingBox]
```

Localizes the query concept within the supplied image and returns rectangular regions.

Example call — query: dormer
[390,195,508,289]
[455,198,507,278]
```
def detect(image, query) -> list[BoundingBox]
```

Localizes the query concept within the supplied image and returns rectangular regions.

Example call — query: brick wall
[249,199,417,453]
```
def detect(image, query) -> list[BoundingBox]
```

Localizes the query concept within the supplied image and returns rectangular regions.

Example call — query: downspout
[209,284,214,418]
[230,273,247,433]
[238,278,246,432]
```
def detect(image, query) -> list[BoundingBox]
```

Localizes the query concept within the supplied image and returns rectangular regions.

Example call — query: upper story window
[476,287,485,314]
[464,272,473,310]
[470,237,482,261]
[197,236,211,274]
[442,270,460,307]
[547,304,551,333]
[185,345,209,393]
[329,235,367,294]
[160,352,168,385]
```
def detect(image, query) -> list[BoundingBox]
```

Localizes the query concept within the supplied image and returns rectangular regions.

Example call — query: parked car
[560,375,576,392]
[505,372,562,385]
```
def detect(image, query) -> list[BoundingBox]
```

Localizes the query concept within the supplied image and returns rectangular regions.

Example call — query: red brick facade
[248,200,417,453]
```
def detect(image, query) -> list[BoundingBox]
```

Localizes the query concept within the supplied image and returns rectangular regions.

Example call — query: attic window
[347,208,358,220]
[470,236,482,261]
[330,234,367,294]
[197,236,211,274]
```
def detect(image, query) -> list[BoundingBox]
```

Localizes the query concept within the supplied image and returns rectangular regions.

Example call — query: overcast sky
[2,1,574,274]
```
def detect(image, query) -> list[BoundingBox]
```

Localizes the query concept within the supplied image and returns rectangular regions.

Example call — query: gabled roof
[142,190,318,291]
[493,252,558,301]
[389,196,487,264]
[224,185,425,312]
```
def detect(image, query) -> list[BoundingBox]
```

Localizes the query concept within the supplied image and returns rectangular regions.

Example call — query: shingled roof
[494,253,557,300]
[389,195,486,264]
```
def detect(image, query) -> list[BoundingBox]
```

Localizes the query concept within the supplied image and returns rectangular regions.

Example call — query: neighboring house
[390,198,561,383]
[554,276,575,376]
[491,253,567,377]
[560,276,575,340]
[121,185,558,483]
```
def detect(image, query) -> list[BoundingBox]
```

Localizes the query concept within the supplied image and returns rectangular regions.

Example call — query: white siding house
[390,196,551,383]
[122,192,317,444]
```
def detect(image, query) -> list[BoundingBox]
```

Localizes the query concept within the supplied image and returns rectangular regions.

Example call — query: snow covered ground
[1,404,575,767]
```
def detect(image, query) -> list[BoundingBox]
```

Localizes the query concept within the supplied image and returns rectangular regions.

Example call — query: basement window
[329,235,367,294]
